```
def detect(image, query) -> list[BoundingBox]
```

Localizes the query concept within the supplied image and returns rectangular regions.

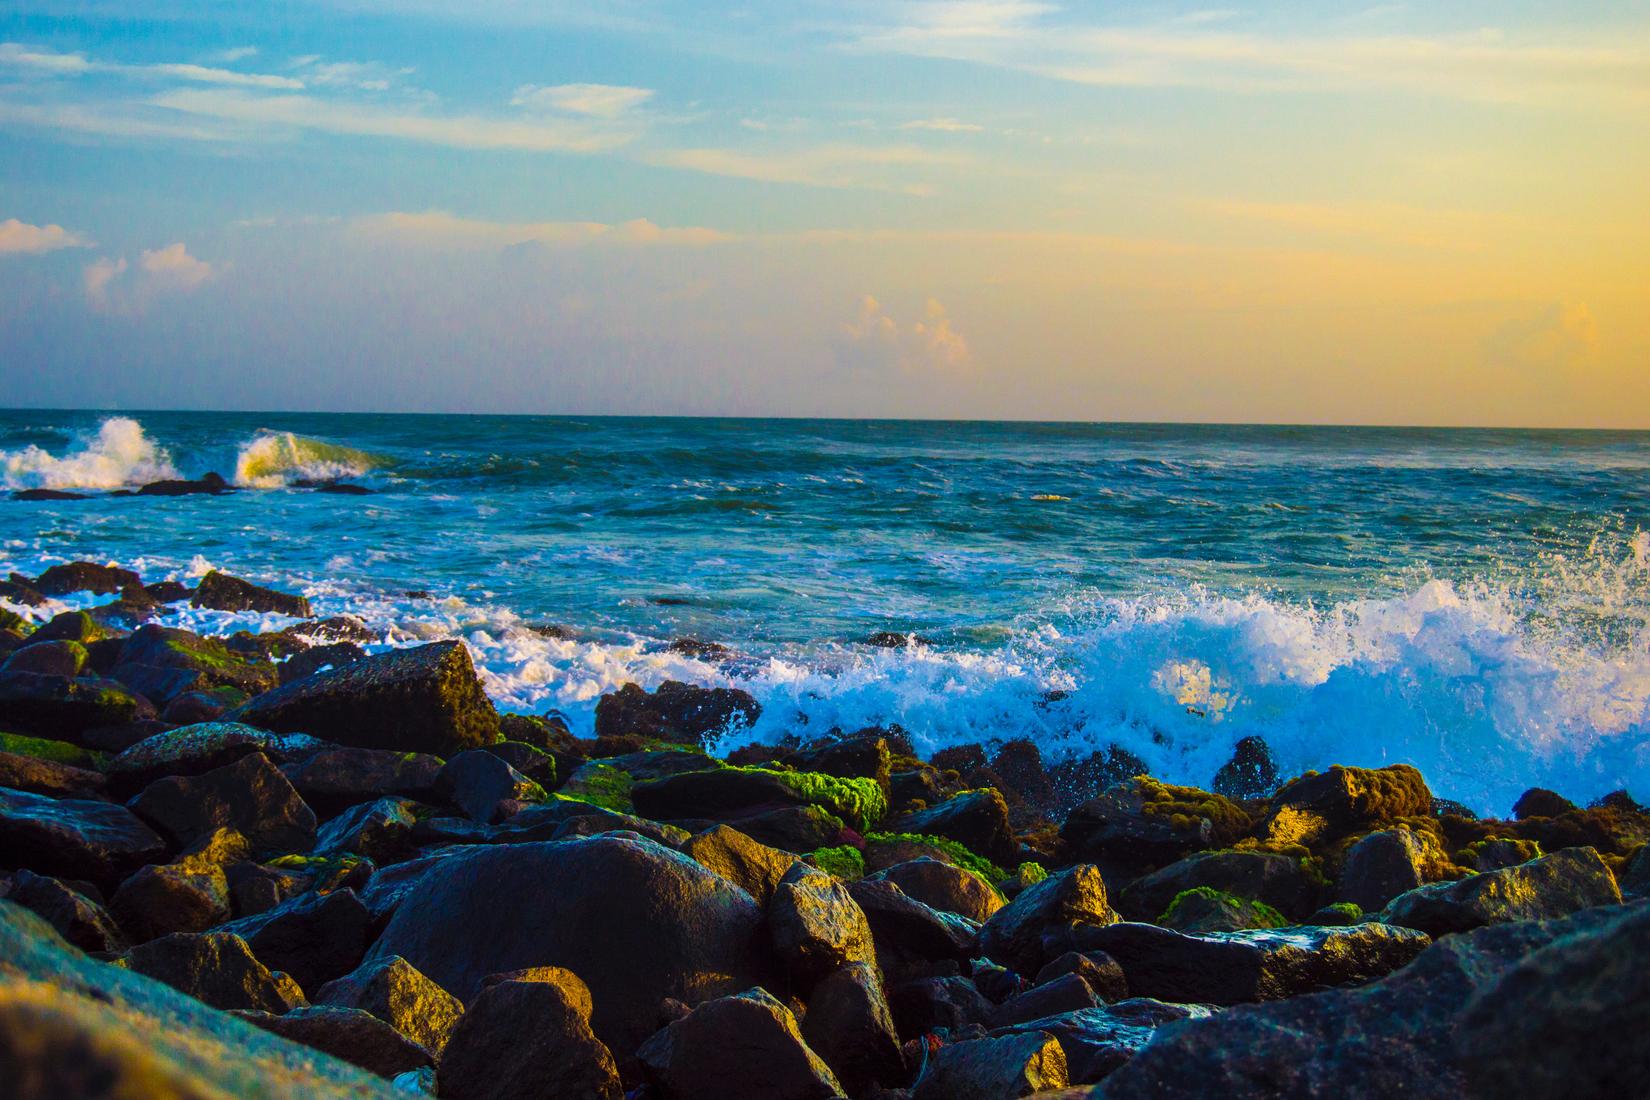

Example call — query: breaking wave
[232,430,381,488]
[0,417,179,490]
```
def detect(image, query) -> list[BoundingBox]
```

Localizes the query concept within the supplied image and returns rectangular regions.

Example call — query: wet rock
[724,803,851,853]
[803,961,905,1095]
[991,739,1058,815]
[632,765,886,832]
[771,861,877,989]
[1513,787,1578,819]
[107,721,327,793]
[911,1031,1068,1100]
[230,640,500,756]
[162,688,241,725]
[1622,843,1650,896]
[234,1005,432,1078]
[637,987,843,1100]
[279,746,444,816]
[123,930,307,1012]
[0,573,46,605]
[434,749,545,823]
[110,856,232,942]
[480,739,557,785]
[129,751,317,856]
[0,670,154,739]
[314,797,419,861]
[437,968,622,1100]
[145,580,194,603]
[19,609,111,646]
[1262,764,1432,847]
[2,638,87,677]
[1115,849,1319,922]
[990,972,1100,1027]
[1099,901,1650,1100]
[12,487,89,501]
[847,878,980,980]
[888,974,996,1038]
[0,900,405,1099]
[1212,736,1280,800]
[1033,951,1128,1003]
[1076,920,1431,1006]
[893,788,1017,868]
[794,733,893,790]
[683,823,800,906]
[367,835,768,1057]
[138,472,235,497]
[594,680,761,747]
[315,954,465,1056]
[191,569,310,617]
[977,865,1117,977]
[1338,825,1452,911]
[279,641,367,685]
[32,561,141,597]
[0,786,167,890]
[115,625,280,701]
[990,998,1214,1084]
[1157,887,1288,933]
[0,747,106,798]
[219,887,373,994]
[869,857,1004,921]
[1456,836,1543,872]
[495,711,573,751]
[2,869,126,952]
[1379,846,1622,936]
[889,766,947,814]
[1061,778,1250,877]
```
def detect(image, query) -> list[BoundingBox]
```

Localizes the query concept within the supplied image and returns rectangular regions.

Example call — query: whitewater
[3,411,1648,815]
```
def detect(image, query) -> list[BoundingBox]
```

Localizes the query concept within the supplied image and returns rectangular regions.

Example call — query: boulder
[480,739,557,785]
[2,869,126,953]
[990,972,1101,1027]
[870,857,1004,921]
[436,968,622,1100]
[17,609,109,646]
[911,1031,1068,1099]
[1077,920,1431,1006]
[893,788,1017,868]
[314,797,419,861]
[2,639,87,677]
[234,1005,432,1079]
[1512,787,1578,819]
[802,961,904,1095]
[1211,736,1280,800]
[129,752,317,856]
[191,570,311,617]
[123,930,307,1012]
[847,878,980,980]
[434,749,545,823]
[1338,826,1451,911]
[1261,764,1432,847]
[114,625,280,702]
[888,975,996,1038]
[1099,901,1650,1099]
[367,835,769,1058]
[632,765,886,833]
[0,747,106,798]
[0,900,402,1099]
[1115,849,1320,923]
[0,785,167,890]
[1061,778,1250,877]
[31,561,140,597]
[218,887,373,994]
[229,641,499,756]
[279,642,367,685]
[0,670,154,739]
[770,862,877,988]
[1034,951,1128,1003]
[977,865,1116,976]
[683,823,800,906]
[636,987,843,1100]
[280,747,443,815]
[594,680,761,747]
[1622,843,1650,896]
[315,955,464,1056]
[108,722,328,793]
[110,859,232,942]
[793,734,893,789]
[990,998,1214,1084]
[1156,887,1288,933]
[724,804,852,853]
[1379,846,1622,936]
[137,472,235,497]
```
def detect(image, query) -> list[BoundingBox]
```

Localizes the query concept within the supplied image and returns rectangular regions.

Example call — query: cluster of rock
[12,472,372,501]
[3,559,1648,1098]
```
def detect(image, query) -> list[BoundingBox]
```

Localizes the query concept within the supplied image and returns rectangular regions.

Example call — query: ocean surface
[4,410,1649,815]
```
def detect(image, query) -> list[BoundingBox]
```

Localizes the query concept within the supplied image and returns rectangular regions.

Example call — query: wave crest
[233,431,381,488]
[0,417,179,490]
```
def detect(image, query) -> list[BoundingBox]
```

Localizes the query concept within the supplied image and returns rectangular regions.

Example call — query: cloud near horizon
[0,217,91,254]
[840,295,971,372]
[84,242,216,312]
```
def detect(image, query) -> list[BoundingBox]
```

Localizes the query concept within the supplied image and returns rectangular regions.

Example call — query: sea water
[4,410,1648,815]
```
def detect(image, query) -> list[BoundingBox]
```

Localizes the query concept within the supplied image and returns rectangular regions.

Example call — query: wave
[0,417,179,490]
[232,430,382,488]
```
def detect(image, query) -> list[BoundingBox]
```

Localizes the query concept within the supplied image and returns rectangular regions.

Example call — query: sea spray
[0,417,179,490]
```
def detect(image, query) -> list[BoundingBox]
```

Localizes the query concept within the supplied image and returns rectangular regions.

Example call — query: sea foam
[0,417,179,490]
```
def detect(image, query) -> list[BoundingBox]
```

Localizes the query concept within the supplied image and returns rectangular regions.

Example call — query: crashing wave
[0,418,180,490]
[233,430,381,488]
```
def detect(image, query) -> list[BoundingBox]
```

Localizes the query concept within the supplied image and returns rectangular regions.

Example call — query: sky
[1,1,1648,425]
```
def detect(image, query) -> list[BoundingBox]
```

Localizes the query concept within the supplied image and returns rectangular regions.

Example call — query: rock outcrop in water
[2,555,1648,1098]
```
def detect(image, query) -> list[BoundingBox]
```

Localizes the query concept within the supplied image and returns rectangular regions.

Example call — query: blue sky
[3,2,1648,422]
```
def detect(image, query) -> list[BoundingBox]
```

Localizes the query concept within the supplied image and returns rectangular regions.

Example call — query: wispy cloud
[511,82,654,117]
[897,117,983,132]
[839,294,971,371]
[652,143,963,192]
[1,41,303,89]
[0,217,91,254]
[351,210,732,248]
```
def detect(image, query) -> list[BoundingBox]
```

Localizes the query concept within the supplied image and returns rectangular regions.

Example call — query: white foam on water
[0,418,179,490]
[232,430,380,488]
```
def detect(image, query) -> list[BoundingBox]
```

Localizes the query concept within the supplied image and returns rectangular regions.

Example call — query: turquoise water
[4,410,1649,812]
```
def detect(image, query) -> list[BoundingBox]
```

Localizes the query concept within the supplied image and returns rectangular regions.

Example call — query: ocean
[4,410,1648,815]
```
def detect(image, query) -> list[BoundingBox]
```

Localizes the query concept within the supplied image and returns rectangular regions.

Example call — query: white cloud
[292,57,414,92]
[898,117,984,132]
[83,242,216,312]
[140,241,215,290]
[352,210,733,248]
[840,294,970,370]
[652,143,963,191]
[511,82,654,117]
[214,47,260,63]
[0,42,92,75]
[0,217,91,254]
[1,41,302,89]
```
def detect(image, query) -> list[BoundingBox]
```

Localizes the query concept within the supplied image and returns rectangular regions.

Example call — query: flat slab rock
[1075,921,1431,1006]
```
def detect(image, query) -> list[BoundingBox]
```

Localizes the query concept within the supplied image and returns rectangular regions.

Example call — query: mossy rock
[808,844,867,880]
[863,831,1006,883]
[630,766,887,833]
[0,730,102,768]
[1158,886,1289,934]
[0,608,31,634]
[558,763,636,813]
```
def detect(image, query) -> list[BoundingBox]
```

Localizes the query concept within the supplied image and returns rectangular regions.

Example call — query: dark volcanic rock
[990,971,1101,1027]
[280,746,443,815]
[594,680,761,747]
[794,733,893,789]
[1211,736,1280,800]
[1378,846,1622,936]
[191,569,309,616]
[115,624,281,701]
[847,878,980,978]
[1261,763,1432,847]
[0,785,167,890]
[991,998,1214,1084]
[1098,901,1650,1100]
[1157,887,1288,933]
[770,861,877,989]
[912,1031,1068,1099]
[434,749,545,823]
[316,955,465,1056]
[229,640,500,756]
[18,609,109,645]
[129,751,317,856]
[2,868,127,952]
[1337,825,1450,912]
[219,888,373,994]
[0,747,106,798]
[110,857,232,942]
[631,766,882,833]
[637,987,843,1100]
[1035,951,1128,1003]
[869,857,1004,922]
[1116,849,1320,922]
[1513,787,1579,819]
[894,787,1018,868]
[279,641,367,685]
[1077,920,1430,1006]
[12,487,89,501]
[1061,777,1250,877]
[123,930,307,1012]
[234,1005,432,1079]
[138,472,235,497]
[2,638,87,677]
[108,721,327,793]
[367,835,768,1058]
[0,670,154,739]
[977,865,1117,977]
[888,974,996,1038]
[683,823,800,907]
[802,961,905,1095]
[314,797,419,861]
[32,561,141,597]
[437,968,622,1100]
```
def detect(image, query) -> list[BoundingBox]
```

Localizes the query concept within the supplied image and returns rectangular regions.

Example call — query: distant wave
[233,430,381,488]
[0,417,179,490]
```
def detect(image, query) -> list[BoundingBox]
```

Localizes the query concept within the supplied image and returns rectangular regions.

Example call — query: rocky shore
[2,559,1647,1098]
